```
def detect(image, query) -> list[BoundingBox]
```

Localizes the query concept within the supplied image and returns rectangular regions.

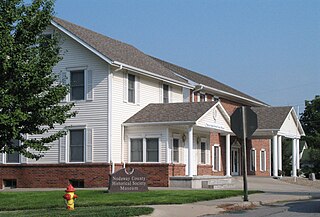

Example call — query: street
[206,199,320,217]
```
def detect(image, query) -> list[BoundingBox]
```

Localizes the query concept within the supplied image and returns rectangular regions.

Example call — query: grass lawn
[0,190,262,217]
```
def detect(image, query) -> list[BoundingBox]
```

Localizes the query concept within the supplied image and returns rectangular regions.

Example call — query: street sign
[231,106,258,139]
[230,106,258,202]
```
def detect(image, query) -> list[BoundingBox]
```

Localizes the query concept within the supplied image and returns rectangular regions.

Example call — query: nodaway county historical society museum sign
[108,168,148,193]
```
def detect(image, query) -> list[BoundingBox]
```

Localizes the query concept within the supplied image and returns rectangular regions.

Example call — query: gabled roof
[252,106,292,130]
[124,101,218,124]
[151,56,267,106]
[252,106,305,138]
[52,17,188,85]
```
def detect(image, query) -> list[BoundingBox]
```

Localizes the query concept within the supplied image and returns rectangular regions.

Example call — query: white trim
[123,121,195,126]
[212,144,221,171]
[128,136,161,163]
[108,65,112,163]
[249,148,257,172]
[67,126,88,163]
[260,149,267,172]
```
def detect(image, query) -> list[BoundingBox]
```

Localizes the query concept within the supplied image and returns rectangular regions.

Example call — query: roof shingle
[125,101,218,124]
[252,106,292,130]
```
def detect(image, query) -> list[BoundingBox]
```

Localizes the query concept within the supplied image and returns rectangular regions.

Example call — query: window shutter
[123,72,128,102]
[0,153,3,164]
[20,151,27,163]
[159,82,163,103]
[86,128,93,162]
[60,70,70,102]
[136,76,140,105]
[86,70,93,101]
[59,135,67,163]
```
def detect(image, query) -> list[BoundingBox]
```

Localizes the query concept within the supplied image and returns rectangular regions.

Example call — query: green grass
[0,206,153,217]
[0,190,261,211]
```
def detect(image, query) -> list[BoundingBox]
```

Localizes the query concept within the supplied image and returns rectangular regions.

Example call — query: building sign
[108,168,148,193]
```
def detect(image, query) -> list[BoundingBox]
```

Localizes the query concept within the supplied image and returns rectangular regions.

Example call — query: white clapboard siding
[27,26,109,164]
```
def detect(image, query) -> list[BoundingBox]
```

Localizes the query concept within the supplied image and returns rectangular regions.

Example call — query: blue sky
[54,0,319,112]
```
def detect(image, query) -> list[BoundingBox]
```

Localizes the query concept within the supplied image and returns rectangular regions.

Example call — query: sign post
[231,106,258,202]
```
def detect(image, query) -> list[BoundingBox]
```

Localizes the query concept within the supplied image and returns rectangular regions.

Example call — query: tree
[300,95,320,148]
[0,0,75,159]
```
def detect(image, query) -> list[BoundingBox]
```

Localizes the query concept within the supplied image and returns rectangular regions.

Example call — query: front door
[231,148,240,176]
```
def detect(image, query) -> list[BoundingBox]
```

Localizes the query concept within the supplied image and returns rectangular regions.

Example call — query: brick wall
[247,139,270,176]
[168,164,185,176]
[220,98,241,115]
[0,163,111,189]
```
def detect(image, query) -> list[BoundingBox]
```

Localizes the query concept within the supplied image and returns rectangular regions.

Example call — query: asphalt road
[205,199,320,217]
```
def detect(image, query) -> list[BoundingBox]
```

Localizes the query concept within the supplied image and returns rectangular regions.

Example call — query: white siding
[111,70,184,163]
[28,27,109,164]
[196,106,232,133]
[279,111,300,138]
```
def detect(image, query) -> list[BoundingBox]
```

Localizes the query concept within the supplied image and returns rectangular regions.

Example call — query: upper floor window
[163,84,169,103]
[6,140,20,163]
[200,93,206,102]
[69,129,85,162]
[128,74,135,103]
[70,70,85,101]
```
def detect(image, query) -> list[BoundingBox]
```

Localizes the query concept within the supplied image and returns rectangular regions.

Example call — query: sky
[54,0,320,113]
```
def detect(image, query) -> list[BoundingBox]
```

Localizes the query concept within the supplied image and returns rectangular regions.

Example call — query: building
[0,17,305,189]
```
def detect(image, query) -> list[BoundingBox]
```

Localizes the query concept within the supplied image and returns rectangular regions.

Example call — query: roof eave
[201,85,268,107]
[123,121,195,127]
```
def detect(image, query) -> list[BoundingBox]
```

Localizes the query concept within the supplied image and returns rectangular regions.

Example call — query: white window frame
[172,134,181,163]
[250,148,256,172]
[124,72,140,105]
[4,140,21,164]
[199,93,206,102]
[64,66,93,102]
[128,136,160,163]
[162,83,170,103]
[199,138,208,165]
[67,126,87,163]
[260,149,267,172]
[212,144,221,171]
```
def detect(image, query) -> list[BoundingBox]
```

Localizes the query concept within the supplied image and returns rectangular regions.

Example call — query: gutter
[123,121,195,127]
[200,84,268,107]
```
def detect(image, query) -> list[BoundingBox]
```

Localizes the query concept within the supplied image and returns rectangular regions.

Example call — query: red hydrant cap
[65,184,75,192]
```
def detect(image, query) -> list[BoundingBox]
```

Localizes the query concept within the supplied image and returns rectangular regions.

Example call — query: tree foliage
[0,0,75,159]
[300,95,320,148]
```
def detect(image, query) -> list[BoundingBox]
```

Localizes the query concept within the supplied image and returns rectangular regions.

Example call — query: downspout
[192,84,204,102]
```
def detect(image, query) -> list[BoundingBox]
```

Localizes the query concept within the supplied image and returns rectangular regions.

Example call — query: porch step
[170,176,234,189]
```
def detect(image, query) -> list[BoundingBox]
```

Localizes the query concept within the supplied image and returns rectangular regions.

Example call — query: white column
[226,134,231,177]
[296,139,300,170]
[277,136,282,172]
[272,135,278,177]
[292,139,297,177]
[188,126,194,177]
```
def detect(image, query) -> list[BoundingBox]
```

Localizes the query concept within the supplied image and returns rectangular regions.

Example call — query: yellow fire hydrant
[63,184,78,210]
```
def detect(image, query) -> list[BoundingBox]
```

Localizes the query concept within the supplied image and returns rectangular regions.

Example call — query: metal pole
[242,107,249,201]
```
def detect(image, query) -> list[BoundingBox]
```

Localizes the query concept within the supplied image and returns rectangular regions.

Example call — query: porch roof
[123,101,232,133]
[252,106,305,138]
[124,101,218,124]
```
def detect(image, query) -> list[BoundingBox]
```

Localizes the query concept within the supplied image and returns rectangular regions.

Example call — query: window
[250,149,256,171]
[69,129,85,162]
[3,179,17,189]
[70,70,85,100]
[200,142,206,164]
[200,93,206,102]
[146,138,159,162]
[130,138,143,162]
[213,145,220,171]
[130,138,159,162]
[173,138,179,163]
[260,149,266,171]
[128,74,135,103]
[163,84,169,103]
[6,140,20,163]
[69,179,84,188]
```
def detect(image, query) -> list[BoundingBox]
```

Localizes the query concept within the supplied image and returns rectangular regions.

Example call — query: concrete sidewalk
[140,177,320,217]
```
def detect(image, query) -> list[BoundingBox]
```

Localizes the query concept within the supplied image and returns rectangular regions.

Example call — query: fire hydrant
[63,184,78,210]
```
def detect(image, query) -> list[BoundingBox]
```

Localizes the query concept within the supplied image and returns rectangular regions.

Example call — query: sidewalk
[140,176,320,217]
